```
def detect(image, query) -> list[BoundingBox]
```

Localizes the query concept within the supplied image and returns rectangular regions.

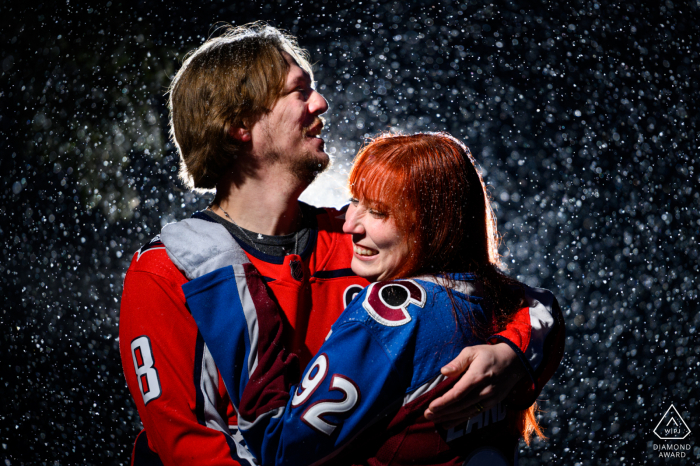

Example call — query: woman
[183,132,563,465]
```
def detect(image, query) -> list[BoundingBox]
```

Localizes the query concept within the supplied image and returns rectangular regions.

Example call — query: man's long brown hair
[168,22,313,191]
[348,132,544,444]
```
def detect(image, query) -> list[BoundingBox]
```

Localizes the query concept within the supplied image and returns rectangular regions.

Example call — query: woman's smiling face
[342,198,409,282]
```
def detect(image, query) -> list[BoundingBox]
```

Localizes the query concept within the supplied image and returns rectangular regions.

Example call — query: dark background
[1,0,698,464]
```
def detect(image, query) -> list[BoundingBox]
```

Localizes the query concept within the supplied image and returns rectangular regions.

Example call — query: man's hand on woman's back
[424,343,525,427]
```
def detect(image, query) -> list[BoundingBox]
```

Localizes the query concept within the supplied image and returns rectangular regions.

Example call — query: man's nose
[309,90,329,116]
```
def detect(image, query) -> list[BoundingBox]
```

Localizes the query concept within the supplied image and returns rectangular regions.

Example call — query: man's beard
[293,116,329,182]
[262,144,330,184]
[262,116,330,183]
[288,148,330,184]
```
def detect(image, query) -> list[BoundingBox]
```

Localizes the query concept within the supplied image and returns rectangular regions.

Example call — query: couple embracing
[119,23,564,466]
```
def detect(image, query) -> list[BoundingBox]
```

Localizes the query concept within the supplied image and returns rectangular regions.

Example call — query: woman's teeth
[354,245,377,256]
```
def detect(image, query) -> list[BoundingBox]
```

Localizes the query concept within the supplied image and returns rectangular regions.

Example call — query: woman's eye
[369,209,386,218]
[349,198,359,205]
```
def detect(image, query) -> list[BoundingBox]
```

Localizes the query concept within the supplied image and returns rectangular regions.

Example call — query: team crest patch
[289,260,304,281]
[362,280,426,327]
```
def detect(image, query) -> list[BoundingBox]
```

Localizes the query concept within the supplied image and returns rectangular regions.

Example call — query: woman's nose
[342,204,363,234]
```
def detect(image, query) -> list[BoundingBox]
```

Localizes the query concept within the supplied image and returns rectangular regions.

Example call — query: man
[119,24,564,465]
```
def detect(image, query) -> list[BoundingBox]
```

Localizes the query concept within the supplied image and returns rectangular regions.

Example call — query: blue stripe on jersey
[193,328,258,466]
[231,236,285,264]
[312,268,356,279]
[183,266,253,407]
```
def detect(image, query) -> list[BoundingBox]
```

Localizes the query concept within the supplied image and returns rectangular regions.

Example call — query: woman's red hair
[348,132,544,443]
[349,132,500,277]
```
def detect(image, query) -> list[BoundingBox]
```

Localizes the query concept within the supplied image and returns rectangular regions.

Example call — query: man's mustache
[302,116,325,137]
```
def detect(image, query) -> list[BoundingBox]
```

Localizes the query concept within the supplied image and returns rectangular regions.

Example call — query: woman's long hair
[348,132,543,444]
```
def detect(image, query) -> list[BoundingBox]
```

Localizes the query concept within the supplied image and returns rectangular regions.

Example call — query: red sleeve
[119,248,252,466]
[488,289,566,409]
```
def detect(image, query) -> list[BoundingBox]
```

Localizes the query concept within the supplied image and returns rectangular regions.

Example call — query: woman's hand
[424,342,525,427]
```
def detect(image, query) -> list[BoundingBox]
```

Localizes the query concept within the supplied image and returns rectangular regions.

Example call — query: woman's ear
[229,124,251,142]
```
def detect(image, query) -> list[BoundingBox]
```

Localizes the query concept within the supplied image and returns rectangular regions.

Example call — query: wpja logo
[651,404,692,459]
[654,405,691,440]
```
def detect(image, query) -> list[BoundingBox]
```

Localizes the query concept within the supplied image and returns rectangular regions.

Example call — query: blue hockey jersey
[183,267,560,465]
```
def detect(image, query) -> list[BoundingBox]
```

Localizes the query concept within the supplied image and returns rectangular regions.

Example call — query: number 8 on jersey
[131,336,162,405]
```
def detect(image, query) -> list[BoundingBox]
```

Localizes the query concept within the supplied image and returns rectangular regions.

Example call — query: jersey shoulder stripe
[311,268,355,279]
[127,236,187,285]
[137,235,165,260]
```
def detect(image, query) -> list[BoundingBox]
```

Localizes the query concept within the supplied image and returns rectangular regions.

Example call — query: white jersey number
[292,354,360,436]
[130,336,162,405]
[292,353,329,407]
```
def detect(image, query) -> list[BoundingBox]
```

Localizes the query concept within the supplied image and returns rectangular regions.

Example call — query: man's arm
[425,288,566,424]
[119,262,254,465]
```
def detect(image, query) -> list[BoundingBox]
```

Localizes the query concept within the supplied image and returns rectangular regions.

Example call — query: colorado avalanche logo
[362,280,426,327]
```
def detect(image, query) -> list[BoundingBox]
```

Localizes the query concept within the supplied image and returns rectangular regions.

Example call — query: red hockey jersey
[119,205,564,465]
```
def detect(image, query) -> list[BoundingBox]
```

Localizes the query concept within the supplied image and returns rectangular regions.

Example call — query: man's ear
[229,124,251,142]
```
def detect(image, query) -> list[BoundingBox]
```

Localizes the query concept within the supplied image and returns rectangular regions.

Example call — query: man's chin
[291,151,330,184]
